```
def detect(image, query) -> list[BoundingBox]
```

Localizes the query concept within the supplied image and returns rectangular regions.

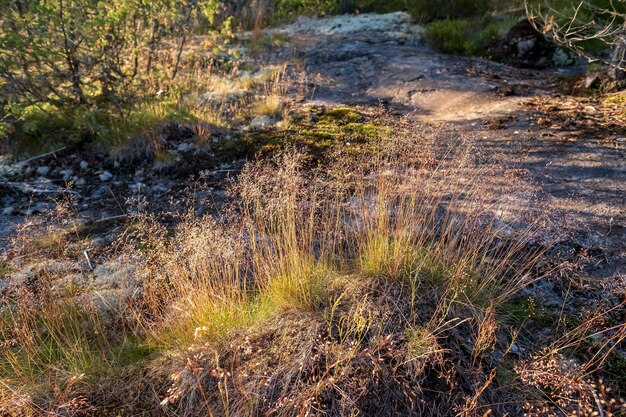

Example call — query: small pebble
[59,169,73,181]
[36,166,50,176]
[129,182,146,192]
[177,143,195,152]
[99,171,113,182]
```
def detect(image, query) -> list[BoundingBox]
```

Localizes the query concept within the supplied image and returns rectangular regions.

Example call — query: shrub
[269,0,339,23]
[0,0,227,152]
[527,0,626,76]
[425,17,515,56]
[3,102,78,154]
[425,19,476,55]
[352,0,407,13]
[408,0,491,21]
[350,0,493,19]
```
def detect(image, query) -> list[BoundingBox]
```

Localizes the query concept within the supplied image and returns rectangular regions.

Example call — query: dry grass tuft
[1,134,624,416]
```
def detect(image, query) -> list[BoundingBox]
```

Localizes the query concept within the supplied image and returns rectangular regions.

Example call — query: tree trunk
[171,34,186,80]
[609,36,626,81]
[146,20,159,75]
[59,0,85,103]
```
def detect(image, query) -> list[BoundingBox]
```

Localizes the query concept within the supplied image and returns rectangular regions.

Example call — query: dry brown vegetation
[1,3,626,416]
[1,131,624,416]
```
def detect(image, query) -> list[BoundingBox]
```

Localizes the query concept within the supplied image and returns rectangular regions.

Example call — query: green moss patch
[320,107,365,124]
[214,107,389,160]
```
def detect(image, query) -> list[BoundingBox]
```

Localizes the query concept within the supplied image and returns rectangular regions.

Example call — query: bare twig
[525,0,626,76]
[94,214,129,223]
[19,146,67,164]
[83,249,94,271]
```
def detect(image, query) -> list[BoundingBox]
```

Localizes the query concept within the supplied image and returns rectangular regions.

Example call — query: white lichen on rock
[275,12,423,44]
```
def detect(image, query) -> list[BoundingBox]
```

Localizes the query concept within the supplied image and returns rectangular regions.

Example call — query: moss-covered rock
[213,106,389,161]
[320,107,364,124]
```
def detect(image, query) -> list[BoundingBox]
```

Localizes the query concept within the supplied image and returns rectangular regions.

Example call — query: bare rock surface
[275,11,423,44]
[277,15,624,286]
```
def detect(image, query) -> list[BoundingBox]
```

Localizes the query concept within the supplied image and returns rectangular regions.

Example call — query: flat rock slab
[284,14,624,282]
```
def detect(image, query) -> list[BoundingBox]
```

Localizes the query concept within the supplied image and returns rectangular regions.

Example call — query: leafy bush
[425,19,476,55]
[264,0,495,20]
[0,1,221,105]
[352,0,407,13]
[527,0,626,72]
[0,0,225,152]
[4,102,80,154]
[407,0,491,21]
[425,17,514,56]
[249,0,495,27]
[269,0,339,23]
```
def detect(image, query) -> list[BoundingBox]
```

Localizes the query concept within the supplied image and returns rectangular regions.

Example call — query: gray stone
[92,185,108,198]
[133,169,145,181]
[276,12,422,44]
[516,38,536,56]
[79,160,89,170]
[75,178,86,186]
[2,206,15,215]
[551,48,573,66]
[250,115,275,130]
[1,180,62,196]
[176,142,195,153]
[584,72,601,89]
[99,171,113,182]
[150,182,170,193]
[36,166,50,176]
[59,169,74,181]
[0,163,25,177]
[129,182,146,192]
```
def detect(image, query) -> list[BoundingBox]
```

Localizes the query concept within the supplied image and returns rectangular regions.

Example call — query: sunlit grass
[2,140,623,415]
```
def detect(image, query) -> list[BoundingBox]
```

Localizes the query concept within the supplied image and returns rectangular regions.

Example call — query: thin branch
[19,146,67,164]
